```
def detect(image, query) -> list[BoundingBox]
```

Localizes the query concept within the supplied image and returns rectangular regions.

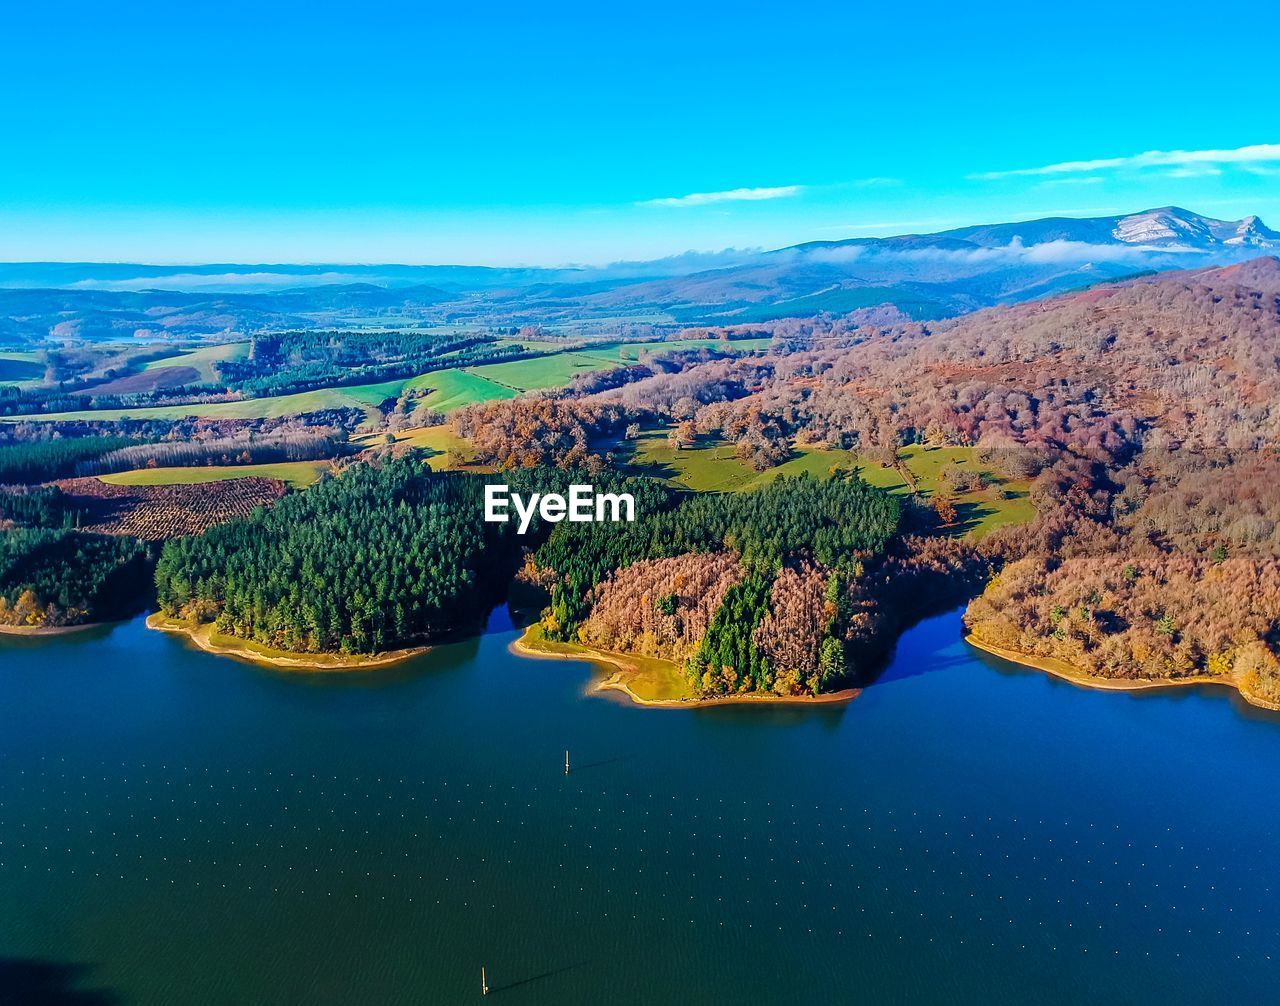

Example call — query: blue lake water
[1,607,1277,1003]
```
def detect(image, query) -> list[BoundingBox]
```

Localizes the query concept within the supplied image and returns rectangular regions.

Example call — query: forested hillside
[964,451,1280,704]
[149,456,952,694]
[0,528,151,627]
[583,257,1280,457]
[155,460,539,654]
[455,258,1280,704]
[526,473,955,697]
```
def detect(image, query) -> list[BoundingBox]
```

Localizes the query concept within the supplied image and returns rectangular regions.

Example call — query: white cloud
[847,177,902,188]
[69,271,370,292]
[1164,166,1223,179]
[799,237,1205,268]
[970,143,1280,180]
[1039,176,1106,187]
[638,185,802,208]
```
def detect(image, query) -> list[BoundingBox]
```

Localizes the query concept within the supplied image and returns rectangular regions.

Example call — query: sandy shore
[146,614,429,671]
[964,633,1280,712]
[511,628,859,709]
[0,621,106,637]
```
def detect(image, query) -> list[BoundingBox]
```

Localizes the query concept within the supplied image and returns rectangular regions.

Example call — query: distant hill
[744,255,1280,453]
[1,209,1276,344]
[625,208,1280,323]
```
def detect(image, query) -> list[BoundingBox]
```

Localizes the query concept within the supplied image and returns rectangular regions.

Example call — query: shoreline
[964,633,1280,712]
[510,627,859,709]
[0,621,108,637]
[146,614,430,671]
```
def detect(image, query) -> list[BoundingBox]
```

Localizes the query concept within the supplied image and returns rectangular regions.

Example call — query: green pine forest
[151,458,908,695]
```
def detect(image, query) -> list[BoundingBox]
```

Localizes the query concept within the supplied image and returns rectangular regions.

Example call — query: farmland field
[7,364,510,423]
[464,351,625,391]
[6,378,409,423]
[602,336,773,360]
[1,339,771,423]
[402,369,515,412]
[99,461,327,489]
[56,476,289,539]
[83,365,202,395]
[0,351,44,383]
[141,342,250,384]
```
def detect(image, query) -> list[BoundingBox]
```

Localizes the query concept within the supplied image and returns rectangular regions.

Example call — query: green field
[624,433,1032,538]
[142,342,250,384]
[601,337,772,361]
[355,424,485,470]
[896,445,1036,537]
[624,434,898,494]
[494,338,562,352]
[0,352,44,383]
[402,369,516,412]
[99,461,327,488]
[453,339,774,395]
[7,368,505,424]
[465,352,625,392]
[7,378,410,423]
[624,433,779,492]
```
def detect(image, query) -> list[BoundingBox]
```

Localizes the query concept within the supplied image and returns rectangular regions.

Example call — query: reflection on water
[2,608,1278,1003]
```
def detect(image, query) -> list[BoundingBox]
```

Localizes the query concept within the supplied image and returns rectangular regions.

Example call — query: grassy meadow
[355,424,486,470]
[0,350,45,386]
[403,368,516,412]
[604,336,772,360]
[622,431,1033,538]
[464,351,625,391]
[9,378,411,423]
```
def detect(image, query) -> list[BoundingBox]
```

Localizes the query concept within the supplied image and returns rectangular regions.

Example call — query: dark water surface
[2,608,1277,1004]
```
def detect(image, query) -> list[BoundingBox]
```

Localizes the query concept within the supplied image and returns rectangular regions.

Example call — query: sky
[3,0,1279,266]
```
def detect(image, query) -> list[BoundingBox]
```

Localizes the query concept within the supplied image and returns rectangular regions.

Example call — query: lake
[2,608,1277,1004]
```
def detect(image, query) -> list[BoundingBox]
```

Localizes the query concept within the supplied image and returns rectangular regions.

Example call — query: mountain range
[1,207,1276,344]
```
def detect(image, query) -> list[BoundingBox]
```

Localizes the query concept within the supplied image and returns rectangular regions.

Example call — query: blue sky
[3,0,1279,265]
